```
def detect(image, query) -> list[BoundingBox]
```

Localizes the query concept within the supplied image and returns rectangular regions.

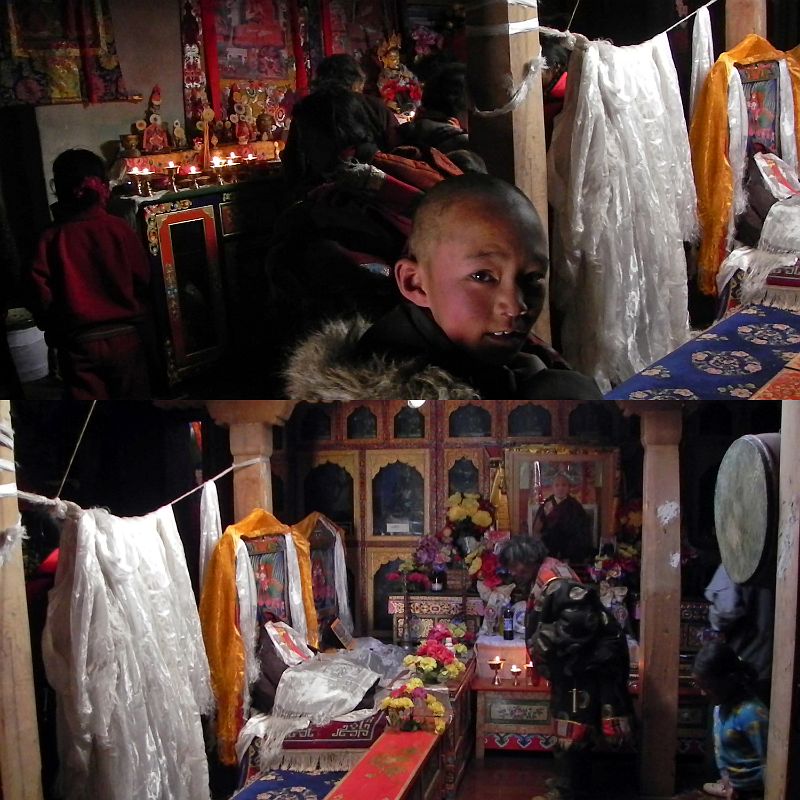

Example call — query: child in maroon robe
[29,149,154,398]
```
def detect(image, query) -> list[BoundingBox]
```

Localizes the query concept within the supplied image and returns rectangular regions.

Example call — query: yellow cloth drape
[199,508,318,765]
[293,510,344,545]
[690,35,800,296]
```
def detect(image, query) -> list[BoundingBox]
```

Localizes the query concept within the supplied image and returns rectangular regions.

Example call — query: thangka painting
[215,0,289,81]
[328,0,391,64]
[311,546,336,616]
[245,537,290,625]
[737,60,780,157]
[1,0,130,105]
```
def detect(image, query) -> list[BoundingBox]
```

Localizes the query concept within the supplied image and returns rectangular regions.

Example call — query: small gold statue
[376,33,422,116]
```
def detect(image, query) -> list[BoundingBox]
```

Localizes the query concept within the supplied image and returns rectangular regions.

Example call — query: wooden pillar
[466,0,551,343]
[0,400,44,800]
[229,422,274,521]
[638,407,683,800]
[765,401,800,800]
[205,402,296,521]
[725,0,767,48]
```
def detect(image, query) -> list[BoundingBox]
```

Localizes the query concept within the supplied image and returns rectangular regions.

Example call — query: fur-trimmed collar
[283,316,479,400]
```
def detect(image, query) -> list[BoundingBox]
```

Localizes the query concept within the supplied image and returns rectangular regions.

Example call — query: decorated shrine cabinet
[113,172,283,387]
[272,400,627,637]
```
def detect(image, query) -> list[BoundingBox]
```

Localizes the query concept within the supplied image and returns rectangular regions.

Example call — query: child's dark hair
[540,33,570,75]
[292,86,379,165]
[52,149,108,212]
[313,54,366,91]
[693,641,758,703]
[421,63,469,120]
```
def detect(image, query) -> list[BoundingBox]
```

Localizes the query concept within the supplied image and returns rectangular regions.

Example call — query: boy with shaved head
[285,173,601,399]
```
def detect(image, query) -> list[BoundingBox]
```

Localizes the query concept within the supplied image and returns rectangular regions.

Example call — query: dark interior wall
[0,107,50,294]
[770,0,800,51]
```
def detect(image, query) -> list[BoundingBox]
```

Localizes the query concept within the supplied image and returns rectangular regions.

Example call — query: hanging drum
[713,433,780,586]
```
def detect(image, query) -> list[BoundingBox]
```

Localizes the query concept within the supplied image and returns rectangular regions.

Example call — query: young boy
[28,149,153,399]
[284,173,601,399]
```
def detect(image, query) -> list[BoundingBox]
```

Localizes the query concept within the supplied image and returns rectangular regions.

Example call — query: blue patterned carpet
[605,304,800,399]
[231,769,345,800]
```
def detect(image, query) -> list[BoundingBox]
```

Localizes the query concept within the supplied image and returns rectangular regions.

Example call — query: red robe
[29,204,153,398]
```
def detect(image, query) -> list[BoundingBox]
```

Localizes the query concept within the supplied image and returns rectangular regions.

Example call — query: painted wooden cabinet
[115,173,283,388]
[274,400,628,636]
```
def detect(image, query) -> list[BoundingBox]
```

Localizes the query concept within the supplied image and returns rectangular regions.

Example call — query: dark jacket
[527,577,633,745]
[283,303,602,400]
[397,113,469,154]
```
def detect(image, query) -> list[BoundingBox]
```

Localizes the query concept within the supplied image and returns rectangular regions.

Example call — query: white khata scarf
[257,654,380,770]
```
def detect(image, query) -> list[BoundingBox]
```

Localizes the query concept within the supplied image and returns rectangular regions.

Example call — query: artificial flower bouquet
[412,530,460,573]
[587,541,641,612]
[386,555,432,592]
[403,639,467,683]
[426,621,473,652]
[464,537,506,590]
[381,678,448,734]
[444,492,495,556]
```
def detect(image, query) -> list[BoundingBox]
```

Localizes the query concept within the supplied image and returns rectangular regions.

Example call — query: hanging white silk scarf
[778,59,799,174]
[43,507,212,800]
[549,34,696,391]
[689,6,714,121]
[235,538,259,718]
[333,530,354,633]
[199,480,221,592]
[727,68,750,238]
[283,532,308,644]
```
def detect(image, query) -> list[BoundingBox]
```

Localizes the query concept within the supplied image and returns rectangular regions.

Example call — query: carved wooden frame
[387,400,432,443]
[365,544,415,636]
[505,445,619,547]
[443,401,497,444]
[296,450,360,542]
[365,449,431,541]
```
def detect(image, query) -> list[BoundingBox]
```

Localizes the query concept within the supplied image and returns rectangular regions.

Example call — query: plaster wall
[35,0,184,206]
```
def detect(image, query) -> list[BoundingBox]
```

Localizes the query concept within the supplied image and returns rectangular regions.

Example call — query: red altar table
[324,730,445,800]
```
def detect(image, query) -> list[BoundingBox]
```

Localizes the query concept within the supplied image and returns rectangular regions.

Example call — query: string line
[56,401,96,498]
[1,414,267,521]
[663,0,720,36]
[567,0,581,29]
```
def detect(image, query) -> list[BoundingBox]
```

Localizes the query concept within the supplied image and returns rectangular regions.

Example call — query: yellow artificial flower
[446,492,463,507]
[468,556,482,575]
[406,678,424,690]
[426,699,445,716]
[420,656,437,671]
[447,505,468,522]
[454,643,467,655]
[382,696,414,710]
[444,661,464,678]
[434,720,446,735]
[472,510,493,528]
[403,655,417,667]
[462,498,480,516]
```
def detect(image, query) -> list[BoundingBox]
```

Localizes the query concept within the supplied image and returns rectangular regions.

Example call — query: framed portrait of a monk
[505,447,619,564]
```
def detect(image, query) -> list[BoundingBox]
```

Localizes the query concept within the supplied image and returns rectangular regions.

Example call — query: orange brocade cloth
[689,35,800,296]
[199,508,318,765]
[324,731,439,800]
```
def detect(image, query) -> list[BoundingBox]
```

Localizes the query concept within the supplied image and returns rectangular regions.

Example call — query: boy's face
[397,198,548,365]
